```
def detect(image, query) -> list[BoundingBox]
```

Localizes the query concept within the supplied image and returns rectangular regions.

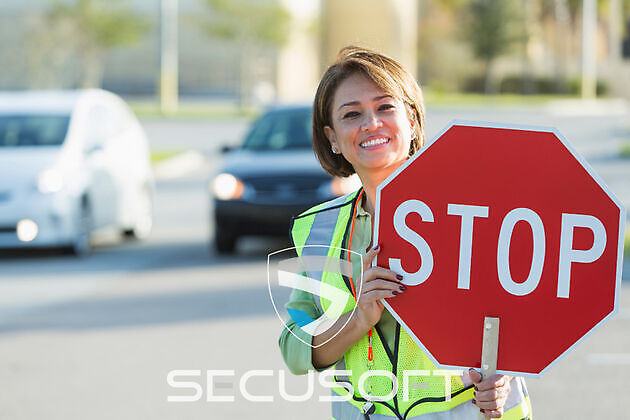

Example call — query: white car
[0,89,154,255]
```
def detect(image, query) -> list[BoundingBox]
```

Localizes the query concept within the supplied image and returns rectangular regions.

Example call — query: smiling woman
[278,46,533,420]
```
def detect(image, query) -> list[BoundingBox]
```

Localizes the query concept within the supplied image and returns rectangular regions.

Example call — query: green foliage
[47,0,150,50]
[462,75,608,95]
[462,0,521,62]
[201,0,290,46]
[40,0,150,87]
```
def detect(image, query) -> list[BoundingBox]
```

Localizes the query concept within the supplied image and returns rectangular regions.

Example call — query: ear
[405,106,417,138]
[407,114,417,137]
[324,125,337,149]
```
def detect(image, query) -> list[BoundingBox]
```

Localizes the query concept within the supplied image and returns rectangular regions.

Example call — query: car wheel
[123,187,153,240]
[65,199,92,256]
[215,228,237,254]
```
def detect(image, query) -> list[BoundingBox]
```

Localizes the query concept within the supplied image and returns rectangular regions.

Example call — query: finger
[362,245,380,271]
[474,381,510,403]
[475,388,509,405]
[479,408,503,418]
[361,288,402,302]
[360,279,406,294]
[476,374,507,392]
[474,394,508,410]
[469,368,482,385]
[363,267,404,283]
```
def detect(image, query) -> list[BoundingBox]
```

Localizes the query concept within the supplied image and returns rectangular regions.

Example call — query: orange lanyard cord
[346,188,364,301]
[345,188,374,363]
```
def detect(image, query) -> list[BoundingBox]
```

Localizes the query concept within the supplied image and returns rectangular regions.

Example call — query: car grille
[242,175,330,203]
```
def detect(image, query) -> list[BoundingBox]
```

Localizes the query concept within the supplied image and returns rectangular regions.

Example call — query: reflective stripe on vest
[291,191,532,420]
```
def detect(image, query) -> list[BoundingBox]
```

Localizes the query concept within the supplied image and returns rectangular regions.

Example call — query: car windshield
[242,108,312,151]
[0,114,70,147]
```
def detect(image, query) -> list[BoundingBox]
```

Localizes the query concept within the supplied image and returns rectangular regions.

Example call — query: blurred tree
[44,0,150,88]
[198,0,291,106]
[417,0,473,93]
[462,0,522,93]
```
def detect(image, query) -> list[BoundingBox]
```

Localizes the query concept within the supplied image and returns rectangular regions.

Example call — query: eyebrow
[337,95,393,111]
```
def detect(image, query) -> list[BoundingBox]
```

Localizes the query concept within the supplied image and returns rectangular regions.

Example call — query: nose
[361,110,381,132]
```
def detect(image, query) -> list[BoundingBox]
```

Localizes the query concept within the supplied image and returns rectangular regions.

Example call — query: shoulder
[293,189,361,221]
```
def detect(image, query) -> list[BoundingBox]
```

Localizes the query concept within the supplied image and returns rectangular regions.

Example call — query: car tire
[215,229,237,254]
[64,198,92,256]
[123,187,153,240]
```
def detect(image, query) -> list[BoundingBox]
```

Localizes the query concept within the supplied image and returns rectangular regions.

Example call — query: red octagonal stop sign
[374,121,625,376]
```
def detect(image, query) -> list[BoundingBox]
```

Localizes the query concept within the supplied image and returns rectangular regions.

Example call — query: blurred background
[0,0,629,419]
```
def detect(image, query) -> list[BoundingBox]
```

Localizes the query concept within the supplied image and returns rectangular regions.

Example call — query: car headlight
[37,169,64,194]
[212,173,245,200]
[330,174,362,196]
[17,219,38,242]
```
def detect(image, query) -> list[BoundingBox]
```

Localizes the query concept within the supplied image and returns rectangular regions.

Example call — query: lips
[360,137,389,148]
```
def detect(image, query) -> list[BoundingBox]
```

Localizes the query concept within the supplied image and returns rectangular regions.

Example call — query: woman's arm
[279,287,325,375]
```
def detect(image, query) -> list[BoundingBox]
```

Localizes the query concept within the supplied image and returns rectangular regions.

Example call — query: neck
[357,161,405,220]
[357,168,392,217]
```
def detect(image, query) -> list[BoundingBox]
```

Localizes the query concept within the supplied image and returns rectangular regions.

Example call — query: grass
[150,149,185,164]
[619,142,630,158]
[129,101,259,120]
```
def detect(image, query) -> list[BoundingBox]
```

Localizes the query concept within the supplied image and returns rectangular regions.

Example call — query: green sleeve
[278,287,332,375]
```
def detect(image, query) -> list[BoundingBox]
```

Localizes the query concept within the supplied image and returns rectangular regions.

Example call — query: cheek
[338,126,358,145]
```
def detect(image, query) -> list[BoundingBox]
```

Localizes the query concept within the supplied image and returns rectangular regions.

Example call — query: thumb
[468,368,482,385]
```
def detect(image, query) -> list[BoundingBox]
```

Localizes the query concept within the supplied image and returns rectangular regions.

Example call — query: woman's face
[324,73,415,179]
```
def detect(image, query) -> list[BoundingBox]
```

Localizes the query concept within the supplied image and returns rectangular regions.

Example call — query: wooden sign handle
[478,316,500,420]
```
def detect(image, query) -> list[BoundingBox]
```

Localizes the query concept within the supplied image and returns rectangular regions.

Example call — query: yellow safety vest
[290,189,533,419]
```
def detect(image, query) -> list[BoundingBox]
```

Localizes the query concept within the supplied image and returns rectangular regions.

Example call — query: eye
[378,103,395,111]
[342,111,360,119]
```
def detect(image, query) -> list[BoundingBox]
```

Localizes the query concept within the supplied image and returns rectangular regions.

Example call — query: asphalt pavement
[0,101,628,419]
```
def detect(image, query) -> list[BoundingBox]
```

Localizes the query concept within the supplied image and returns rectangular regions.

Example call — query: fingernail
[473,391,476,398]
[373,245,380,251]
[392,291,399,296]
[480,409,485,414]
[471,399,476,405]
[399,285,406,291]
[396,274,403,280]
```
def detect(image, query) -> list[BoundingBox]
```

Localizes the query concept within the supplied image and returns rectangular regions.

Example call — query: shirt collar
[356,191,370,218]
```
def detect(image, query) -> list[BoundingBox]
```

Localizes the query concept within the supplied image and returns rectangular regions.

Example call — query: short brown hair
[312,46,425,177]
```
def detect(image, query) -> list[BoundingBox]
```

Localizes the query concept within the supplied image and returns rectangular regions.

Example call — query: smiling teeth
[360,138,389,148]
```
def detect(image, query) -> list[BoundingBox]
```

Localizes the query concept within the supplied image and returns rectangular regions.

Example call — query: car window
[0,115,70,147]
[242,109,312,151]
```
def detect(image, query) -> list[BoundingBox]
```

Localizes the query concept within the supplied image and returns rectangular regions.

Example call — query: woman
[279,46,532,419]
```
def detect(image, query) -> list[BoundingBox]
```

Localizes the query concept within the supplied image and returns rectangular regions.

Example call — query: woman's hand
[469,369,512,418]
[311,244,405,368]
[352,244,406,331]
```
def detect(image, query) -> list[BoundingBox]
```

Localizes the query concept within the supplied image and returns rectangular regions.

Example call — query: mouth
[359,137,390,149]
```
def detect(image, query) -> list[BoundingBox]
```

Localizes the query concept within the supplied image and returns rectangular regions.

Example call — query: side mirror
[220,145,234,154]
